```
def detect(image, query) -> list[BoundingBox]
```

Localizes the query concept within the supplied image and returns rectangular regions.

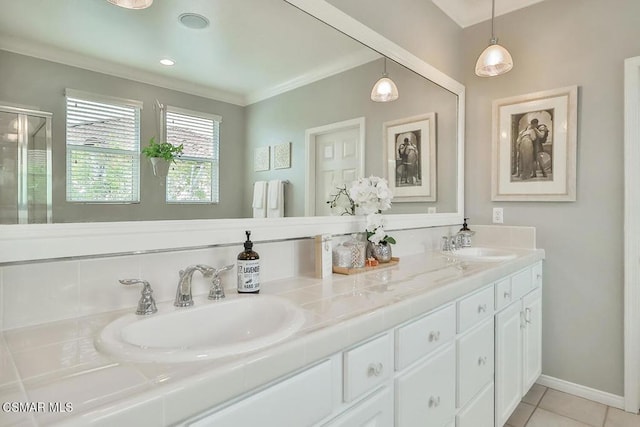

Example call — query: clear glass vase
[344,233,366,268]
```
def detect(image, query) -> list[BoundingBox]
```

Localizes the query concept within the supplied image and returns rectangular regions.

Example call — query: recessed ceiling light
[107,0,153,10]
[178,13,210,30]
[160,59,175,66]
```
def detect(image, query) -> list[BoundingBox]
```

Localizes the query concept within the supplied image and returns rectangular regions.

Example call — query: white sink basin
[447,247,517,262]
[95,295,306,363]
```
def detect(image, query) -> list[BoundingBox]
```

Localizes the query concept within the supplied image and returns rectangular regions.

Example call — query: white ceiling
[431,0,546,28]
[0,0,377,106]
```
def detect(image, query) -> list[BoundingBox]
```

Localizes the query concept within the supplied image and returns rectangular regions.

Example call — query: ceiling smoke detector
[178,13,210,30]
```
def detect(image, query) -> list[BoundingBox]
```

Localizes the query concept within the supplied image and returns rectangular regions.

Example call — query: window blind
[165,108,220,203]
[66,95,140,202]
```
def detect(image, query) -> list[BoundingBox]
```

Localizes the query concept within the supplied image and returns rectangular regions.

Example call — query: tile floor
[505,385,640,427]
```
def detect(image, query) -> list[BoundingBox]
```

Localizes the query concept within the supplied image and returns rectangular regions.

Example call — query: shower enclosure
[0,106,52,224]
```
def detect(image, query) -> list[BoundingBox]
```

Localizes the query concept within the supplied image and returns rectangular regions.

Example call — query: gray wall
[0,50,246,222]
[327,0,463,82]
[331,0,639,396]
[462,0,640,395]
[244,58,458,217]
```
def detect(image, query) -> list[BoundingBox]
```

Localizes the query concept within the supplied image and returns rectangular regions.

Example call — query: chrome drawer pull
[478,304,488,313]
[478,356,488,366]
[367,362,384,377]
[428,331,441,342]
[428,396,441,407]
[503,291,511,299]
[525,308,532,323]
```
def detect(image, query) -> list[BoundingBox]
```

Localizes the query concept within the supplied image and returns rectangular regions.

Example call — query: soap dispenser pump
[237,230,260,294]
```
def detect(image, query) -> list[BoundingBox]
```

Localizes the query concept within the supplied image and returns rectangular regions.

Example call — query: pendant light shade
[475,39,513,77]
[371,58,399,102]
[107,0,153,9]
[475,0,513,77]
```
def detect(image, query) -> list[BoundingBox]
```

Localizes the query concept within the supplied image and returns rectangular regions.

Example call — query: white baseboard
[536,375,625,409]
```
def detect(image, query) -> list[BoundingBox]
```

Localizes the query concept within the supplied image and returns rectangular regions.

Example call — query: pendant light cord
[491,0,495,40]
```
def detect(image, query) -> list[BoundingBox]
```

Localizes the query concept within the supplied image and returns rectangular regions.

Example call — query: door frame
[624,55,640,412]
[304,117,365,216]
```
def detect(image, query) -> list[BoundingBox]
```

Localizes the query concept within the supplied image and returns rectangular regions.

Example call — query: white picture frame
[384,113,437,202]
[492,85,578,201]
[254,146,270,172]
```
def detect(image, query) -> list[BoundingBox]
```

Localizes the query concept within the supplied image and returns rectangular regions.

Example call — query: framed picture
[273,142,291,169]
[254,146,270,172]
[384,113,437,202]
[492,86,578,201]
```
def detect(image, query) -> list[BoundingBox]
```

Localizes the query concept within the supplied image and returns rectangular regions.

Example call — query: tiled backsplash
[0,224,535,331]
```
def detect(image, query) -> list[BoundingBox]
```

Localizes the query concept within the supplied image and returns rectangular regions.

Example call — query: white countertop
[0,248,544,426]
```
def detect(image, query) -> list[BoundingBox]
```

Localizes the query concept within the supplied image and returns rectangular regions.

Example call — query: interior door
[314,126,361,216]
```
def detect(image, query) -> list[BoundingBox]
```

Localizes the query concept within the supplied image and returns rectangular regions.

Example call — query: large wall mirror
[0,0,464,262]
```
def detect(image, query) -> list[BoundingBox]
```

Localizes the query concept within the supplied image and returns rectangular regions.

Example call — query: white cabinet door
[189,359,334,427]
[321,386,393,427]
[457,318,494,408]
[395,343,456,427]
[495,300,523,427]
[456,383,494,427]
[522,288,542,393]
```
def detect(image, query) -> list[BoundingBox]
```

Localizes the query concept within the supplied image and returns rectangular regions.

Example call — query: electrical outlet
[493,207,504,224]
[427,207,437,214]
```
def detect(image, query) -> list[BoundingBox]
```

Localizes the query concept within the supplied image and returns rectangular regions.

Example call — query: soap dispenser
[237,230,260,294]
[456,218,475,248]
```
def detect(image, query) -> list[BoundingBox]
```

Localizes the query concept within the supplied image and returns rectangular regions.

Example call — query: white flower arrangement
[326,176,396,245]
[365,212,396,245]
[348,176,393,215]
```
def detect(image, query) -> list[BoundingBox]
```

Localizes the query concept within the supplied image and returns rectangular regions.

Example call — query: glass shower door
[0,107,52,224]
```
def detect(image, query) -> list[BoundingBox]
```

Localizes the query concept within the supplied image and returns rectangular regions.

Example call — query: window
[165,107,220,203]
[65,89,141,203]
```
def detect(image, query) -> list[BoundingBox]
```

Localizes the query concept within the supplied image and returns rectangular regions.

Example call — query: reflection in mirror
[0,0,458,224]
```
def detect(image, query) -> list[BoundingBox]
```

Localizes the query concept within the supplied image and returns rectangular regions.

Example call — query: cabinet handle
[428,396,441,407]
[478,356,488,366]
[428,331,441,342]
[367,362,384,377]
[525,307,532,324]
[504,291,511,300]
[478,304,488,313]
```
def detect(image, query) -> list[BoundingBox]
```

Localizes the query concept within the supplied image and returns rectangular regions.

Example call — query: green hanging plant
[141,137,183,163]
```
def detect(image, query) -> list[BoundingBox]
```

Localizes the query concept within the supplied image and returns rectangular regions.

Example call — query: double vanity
[0,244,543,427]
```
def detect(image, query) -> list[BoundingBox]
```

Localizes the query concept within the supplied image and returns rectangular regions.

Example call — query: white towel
[252,181,267,218]
[267,180,284,217]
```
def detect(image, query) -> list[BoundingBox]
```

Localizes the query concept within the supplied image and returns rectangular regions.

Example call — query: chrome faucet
[174,264,215,307]
[208,264,235,300]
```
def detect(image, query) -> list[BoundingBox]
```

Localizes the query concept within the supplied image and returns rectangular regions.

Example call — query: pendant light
[371,58,399,102]
[107,0,153,10]
[475,0,513,77]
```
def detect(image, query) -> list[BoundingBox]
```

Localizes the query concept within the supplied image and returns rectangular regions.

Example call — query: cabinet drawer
[532,261,543,288]
[395,343,456,427]
[322,386,393,427]
[457,285,493,333]
[457,318,494,408]
[395,304,455,370]
[343,333,392,403]
[456,382,494,427]
[495,277,512,311]
[190,359,334,427]
[511,268,533,300]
